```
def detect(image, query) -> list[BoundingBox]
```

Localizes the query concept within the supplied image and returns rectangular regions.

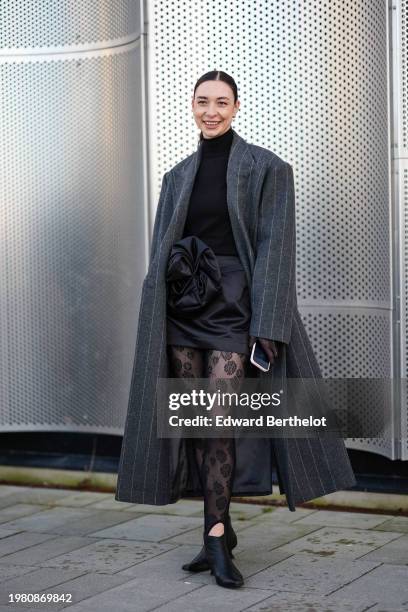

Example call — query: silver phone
[250,341,271,372]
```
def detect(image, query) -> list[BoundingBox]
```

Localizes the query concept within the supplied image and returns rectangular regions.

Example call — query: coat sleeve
[249,161,296,344]
[149,171,171,264]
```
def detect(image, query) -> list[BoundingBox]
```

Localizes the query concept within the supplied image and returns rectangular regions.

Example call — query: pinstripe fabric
[115,129,356,510]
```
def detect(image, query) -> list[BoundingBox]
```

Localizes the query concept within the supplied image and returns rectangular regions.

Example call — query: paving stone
[163,517,283,548]
[0,508,137,537]
[228,501,267,519]
[229,520,321,553]
[274,526,403,559]
[90,514,203,542]
[224,515,264,531]
[55,510,143,537]
[239,507,278,525]
[245,552,381,595]
[0,568,86,604]
[245,590,370,611]
[292,509,395,529]
[161,526,205,546]
[13,572,135,611]
[0,505,46,525]
[51,492,112,507]
[0,528,20,539]
[0,564,40,584]
[355,534,408,564]
[234,546,293,577]
[373,516,408,534]
[53,575,201,612]
[0,483,406,609]
[0,487,25,498]
[249,506,317,524]
[0,606,44,612]
[368,605,408,612]
[117,543,205,580]
[0,507,88,532]
[0,498,29,512]
[154,584,276,611]
[230,517,268,531]
[185,546,292,586]
[38,538,175,573]
[0,532,54,557]
[0,536,95,565]
[113,499,203,517]
[112,497,263,521]
[0,488,75,509]
[81,498,139,512]
[328,564,408,607]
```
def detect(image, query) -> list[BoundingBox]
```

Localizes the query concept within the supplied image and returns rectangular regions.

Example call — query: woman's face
[192,80,239,139]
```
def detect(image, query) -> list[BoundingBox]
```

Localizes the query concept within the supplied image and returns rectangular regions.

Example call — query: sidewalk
[0,485,406,611]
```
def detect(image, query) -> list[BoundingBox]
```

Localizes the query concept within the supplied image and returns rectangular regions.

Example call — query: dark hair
[193,70,238,141]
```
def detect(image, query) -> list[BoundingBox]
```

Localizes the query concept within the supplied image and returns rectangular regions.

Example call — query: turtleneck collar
[200,127,233,157]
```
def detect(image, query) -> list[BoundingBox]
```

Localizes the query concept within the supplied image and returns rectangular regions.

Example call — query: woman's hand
[249,336,279,366]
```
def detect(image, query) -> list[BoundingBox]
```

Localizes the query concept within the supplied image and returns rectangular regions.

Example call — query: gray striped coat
[115,129,356,510]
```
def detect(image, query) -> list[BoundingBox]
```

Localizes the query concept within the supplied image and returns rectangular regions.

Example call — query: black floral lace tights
[168,345,248,535]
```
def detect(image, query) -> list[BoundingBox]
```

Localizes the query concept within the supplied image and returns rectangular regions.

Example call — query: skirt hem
[167,338,250,355]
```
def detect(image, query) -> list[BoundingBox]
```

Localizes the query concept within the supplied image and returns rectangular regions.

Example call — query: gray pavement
[0,485,406,611]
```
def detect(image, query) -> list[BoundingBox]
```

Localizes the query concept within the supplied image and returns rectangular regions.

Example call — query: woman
[115,70,356,589]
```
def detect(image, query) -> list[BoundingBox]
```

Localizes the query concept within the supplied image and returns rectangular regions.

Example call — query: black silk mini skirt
[166,236,251,355]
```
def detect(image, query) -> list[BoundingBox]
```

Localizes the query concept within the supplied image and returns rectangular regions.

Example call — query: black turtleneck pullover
[182,127,238,256]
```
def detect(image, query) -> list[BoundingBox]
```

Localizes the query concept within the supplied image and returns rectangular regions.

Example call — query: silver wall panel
[0,2,147,432]
[401,163,408,458]
[2,0,403,457]
[147,1,394,457]
[0,0,141,51]
[392,0,408,458]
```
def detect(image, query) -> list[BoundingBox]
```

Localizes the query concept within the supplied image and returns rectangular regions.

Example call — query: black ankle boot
[204,531,243,589]
[182,516,237,572]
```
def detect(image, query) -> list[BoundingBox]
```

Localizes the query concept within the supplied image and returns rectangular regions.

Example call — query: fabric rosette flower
[166,235,222,317]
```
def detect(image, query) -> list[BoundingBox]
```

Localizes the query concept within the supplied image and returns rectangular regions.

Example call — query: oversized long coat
[115,129,357,511]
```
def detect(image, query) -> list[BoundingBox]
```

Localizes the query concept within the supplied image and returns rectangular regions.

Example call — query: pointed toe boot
[182,515,237,573]
[204,531,243,589]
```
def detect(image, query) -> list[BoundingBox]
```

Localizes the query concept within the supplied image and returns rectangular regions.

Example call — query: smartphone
[250,341,271,372]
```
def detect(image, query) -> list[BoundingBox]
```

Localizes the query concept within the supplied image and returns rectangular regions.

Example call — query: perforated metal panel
[2,0,405,456]
[402,165,408,457]
[392,0,408,458]
[398,0,408,155]
[0,0,141,50]
[399,162,408,457]
[148,0,396,457]
[0,2,147,432]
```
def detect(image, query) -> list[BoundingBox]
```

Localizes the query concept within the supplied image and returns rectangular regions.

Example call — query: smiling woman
[193,77,239,138]
[115,70,356,591]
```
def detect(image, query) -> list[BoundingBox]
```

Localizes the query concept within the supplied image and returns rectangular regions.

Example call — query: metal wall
[1,0,406,459]
[147,0,400,459]
[392,0,408,458]
[0,0,147,433]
